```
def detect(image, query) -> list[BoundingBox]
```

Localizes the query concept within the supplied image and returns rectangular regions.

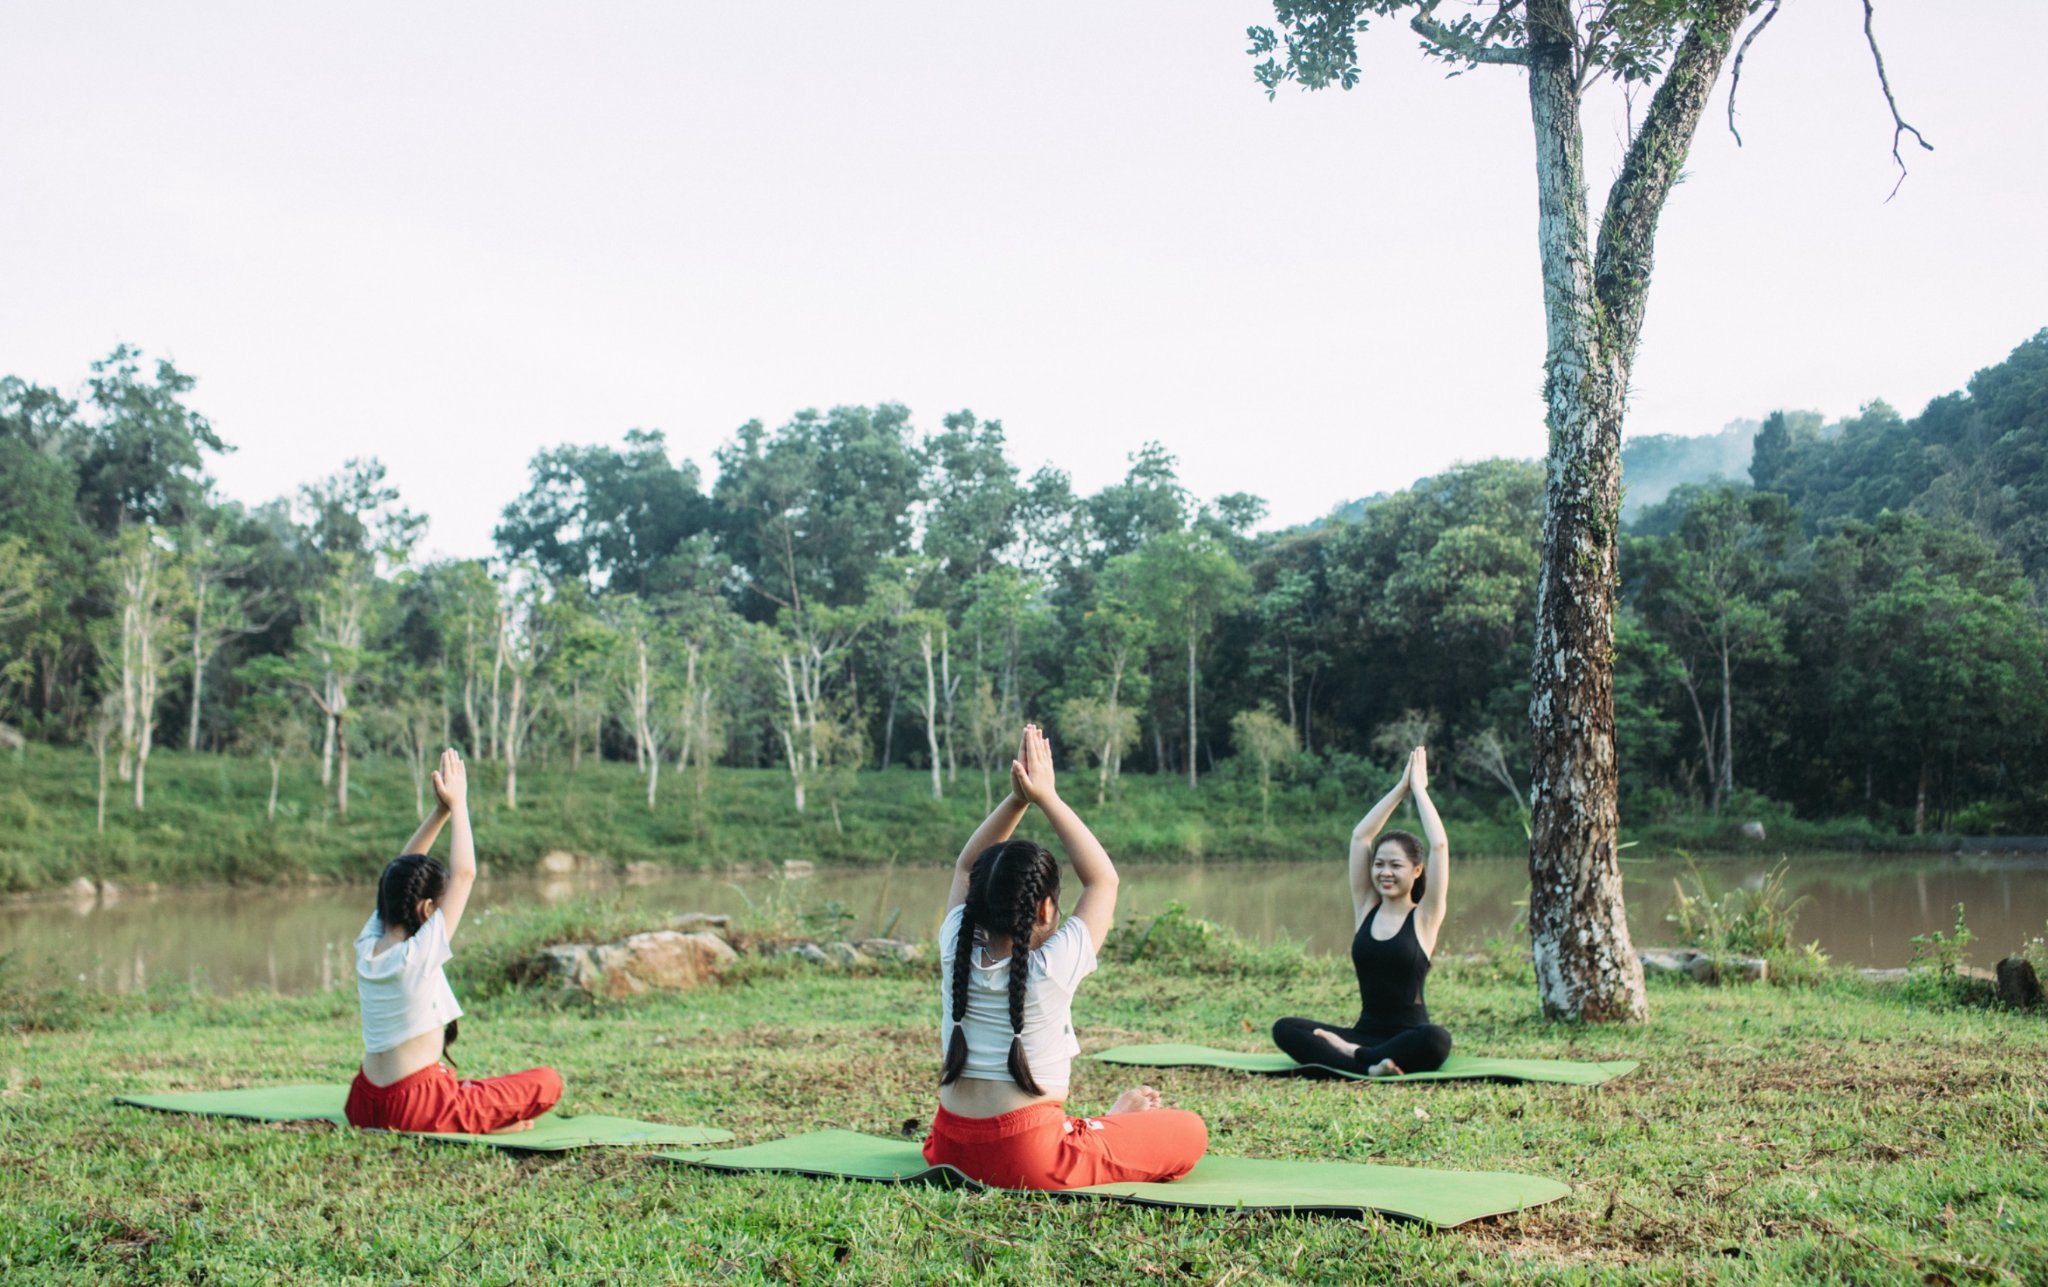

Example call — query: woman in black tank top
[1272,747,1452,1076]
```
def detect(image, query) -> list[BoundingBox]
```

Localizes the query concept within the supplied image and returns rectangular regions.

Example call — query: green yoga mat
[661,1130,1569,1227]
[115,1085,733,1151]
[1091,1044,1638,1086]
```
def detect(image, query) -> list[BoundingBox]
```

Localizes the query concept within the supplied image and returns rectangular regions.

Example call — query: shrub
[1901,904,1987,1008]
[1108,901,1306,980]
[1665,856,1813,956]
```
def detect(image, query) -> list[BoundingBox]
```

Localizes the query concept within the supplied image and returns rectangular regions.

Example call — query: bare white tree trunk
[920,630,942,801]
[488,600,507,761]
[777,651,808,813]
[1184,619,1199,790]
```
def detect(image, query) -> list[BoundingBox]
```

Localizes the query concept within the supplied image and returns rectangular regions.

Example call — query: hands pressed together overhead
[431,748,468,811]
[1010,723,1058,807]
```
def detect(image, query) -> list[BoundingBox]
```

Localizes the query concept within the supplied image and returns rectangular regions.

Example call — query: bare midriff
[361,1027,444,1087]
[939,1077,1064,1118]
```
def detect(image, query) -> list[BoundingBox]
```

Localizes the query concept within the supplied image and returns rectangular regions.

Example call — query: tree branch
[1410,7,1529,66]
[1726,0,1783,148]
[1861,0,1933,201]
[1592,0,1751,358]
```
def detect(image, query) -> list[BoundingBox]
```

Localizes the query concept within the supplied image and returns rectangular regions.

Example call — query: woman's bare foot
[1365,1058,1405,1077]
[1106,1085,1162,1115]
[487,1119,537,1134]
[1312,1028,1362,1061]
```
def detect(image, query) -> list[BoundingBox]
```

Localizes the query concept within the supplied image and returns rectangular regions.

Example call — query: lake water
[5,854,2043,995]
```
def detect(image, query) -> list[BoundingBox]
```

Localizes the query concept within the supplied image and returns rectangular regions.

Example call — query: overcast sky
[4,1,2043,560]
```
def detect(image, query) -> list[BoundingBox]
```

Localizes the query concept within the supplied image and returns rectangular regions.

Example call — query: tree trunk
[1717,637,1736,799]
[320,707,335,787]
[941,631,958,783]
[335,717,350,821]
[1303,671,1315,755]
[1520,0,1746,1025]
[1680,667,1721,816]
[1522,3,1640,1025]
[95,732,108,834]
[778,652,807,813]
[921,631,942,801]
[1185,624,1199,790]
[1914,755,1929,835]
[186,578,206,752]
[880,681,898,769]
[1283,645,1297,734]
[489,606,506,761]
[504,668,524,809]
[267,757,280,821]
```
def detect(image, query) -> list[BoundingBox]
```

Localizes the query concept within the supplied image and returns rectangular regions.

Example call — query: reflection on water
[5,854,2044,996]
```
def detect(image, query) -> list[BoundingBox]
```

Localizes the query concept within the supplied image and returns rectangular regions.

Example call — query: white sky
[3,1,2043,560]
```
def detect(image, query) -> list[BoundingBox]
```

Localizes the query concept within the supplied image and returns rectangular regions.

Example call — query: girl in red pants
[923,725,1207,1189]
[344,748,562,1134]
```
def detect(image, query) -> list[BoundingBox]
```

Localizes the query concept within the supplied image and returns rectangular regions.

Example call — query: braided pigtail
[940,900,977,1086]
[376,853,447,938]
[1004,861,1047,1096]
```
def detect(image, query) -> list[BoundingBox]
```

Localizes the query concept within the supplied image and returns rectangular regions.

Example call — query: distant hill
[1304,419,1776,534]
[1617,418,1767,519]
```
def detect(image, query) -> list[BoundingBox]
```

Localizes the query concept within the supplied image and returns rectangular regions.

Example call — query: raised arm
[1010,723,1119,949]
[1407,747,1449,955]
[1348,761,1411,927]
[946,767,1029,912]
[428,749,477,939]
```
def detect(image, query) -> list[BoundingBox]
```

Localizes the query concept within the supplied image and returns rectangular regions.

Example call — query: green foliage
[1107,900,1308,980]
[8,331,2048,844]
[1902,903,1984,1008]
[1664,857,1816,959]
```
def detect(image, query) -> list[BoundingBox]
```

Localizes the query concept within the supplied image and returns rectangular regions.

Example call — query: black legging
[1271,1015,1452,1076]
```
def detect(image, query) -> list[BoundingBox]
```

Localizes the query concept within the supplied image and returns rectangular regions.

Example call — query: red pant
[922,1101,1207,1190]
[345,1062,563,1134]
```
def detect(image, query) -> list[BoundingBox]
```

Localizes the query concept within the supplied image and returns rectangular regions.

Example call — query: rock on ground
[1997,956,2045,1010]
[1640,947,1767,984]
[514,930,736,1000]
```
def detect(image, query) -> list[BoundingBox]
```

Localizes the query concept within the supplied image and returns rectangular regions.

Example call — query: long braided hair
[941,839,1062,1095]
[375,852,460,1062]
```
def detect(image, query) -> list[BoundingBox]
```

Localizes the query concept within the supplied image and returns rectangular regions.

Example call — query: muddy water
[5,855,2043,996]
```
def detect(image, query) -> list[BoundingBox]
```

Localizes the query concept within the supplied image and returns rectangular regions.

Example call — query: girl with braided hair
[922,724,1208,1189]
[344,748,563,1134]
[1271,746,1454,1076]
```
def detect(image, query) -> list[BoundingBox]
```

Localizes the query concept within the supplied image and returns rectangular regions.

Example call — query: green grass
[0,745,1942,895]
[3,914,2044,1283]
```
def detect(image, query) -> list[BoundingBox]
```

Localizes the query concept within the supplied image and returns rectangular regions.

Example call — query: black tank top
[1351,904,1431,1037]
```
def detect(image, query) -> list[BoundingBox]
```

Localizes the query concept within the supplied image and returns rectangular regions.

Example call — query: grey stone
[789,943,829,965]
[824,941,867,967]
[667,913,735,935]
[1639,946,1766,984]
[1738,820,1768,842]
[855,938,922,963]
[66,877,98,901]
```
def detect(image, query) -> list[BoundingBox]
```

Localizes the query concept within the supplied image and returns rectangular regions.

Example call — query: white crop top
[937,903,1099,1090]
[355,909,464,1054]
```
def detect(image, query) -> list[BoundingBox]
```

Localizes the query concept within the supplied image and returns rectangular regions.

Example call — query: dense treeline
[2,332,2044,836]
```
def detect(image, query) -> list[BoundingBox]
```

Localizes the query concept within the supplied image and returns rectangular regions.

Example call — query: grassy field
[3,907,2043,1284]
[0,745,1951,894]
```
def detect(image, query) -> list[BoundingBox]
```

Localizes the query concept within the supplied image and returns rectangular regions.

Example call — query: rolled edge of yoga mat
[657,1130,1573,1227]
[1089,1044,1639,1085]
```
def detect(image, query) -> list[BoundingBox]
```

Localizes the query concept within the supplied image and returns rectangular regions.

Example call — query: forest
[2,329,2044,843]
